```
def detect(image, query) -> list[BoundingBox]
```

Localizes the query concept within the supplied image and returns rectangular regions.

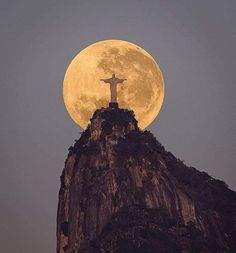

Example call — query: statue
[100,74,127,104]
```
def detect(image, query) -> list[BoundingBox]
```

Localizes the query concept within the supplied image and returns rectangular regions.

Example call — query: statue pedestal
[109,102,119,109]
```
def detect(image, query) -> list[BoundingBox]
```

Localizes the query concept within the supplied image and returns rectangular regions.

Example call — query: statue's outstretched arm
[100,78,110,83]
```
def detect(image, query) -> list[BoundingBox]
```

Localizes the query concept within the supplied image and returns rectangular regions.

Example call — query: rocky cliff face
[57,107,236,253]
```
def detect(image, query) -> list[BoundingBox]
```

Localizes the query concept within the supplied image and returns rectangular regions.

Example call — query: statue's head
[112,73,115,78]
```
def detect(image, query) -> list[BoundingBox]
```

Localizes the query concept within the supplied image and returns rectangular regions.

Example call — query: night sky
[1,1,235,252]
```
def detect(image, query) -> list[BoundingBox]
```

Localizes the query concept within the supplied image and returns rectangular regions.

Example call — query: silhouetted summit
[57,107,236,253]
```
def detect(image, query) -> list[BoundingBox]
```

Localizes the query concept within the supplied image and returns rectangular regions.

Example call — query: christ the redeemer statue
[100,74,127,105]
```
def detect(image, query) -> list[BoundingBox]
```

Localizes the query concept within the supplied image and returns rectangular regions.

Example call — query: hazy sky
[1,1,235,252]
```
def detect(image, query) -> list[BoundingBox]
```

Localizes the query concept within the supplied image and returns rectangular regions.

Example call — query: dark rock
[57,107,236,253]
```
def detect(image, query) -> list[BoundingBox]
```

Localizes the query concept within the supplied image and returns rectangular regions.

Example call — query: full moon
[63,40,165,129]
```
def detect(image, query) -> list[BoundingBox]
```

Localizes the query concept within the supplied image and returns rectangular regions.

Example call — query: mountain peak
[57,107,236,253]
[89,106,138,140]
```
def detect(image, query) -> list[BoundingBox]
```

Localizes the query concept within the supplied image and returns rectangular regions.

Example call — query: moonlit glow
[63,40,165,129]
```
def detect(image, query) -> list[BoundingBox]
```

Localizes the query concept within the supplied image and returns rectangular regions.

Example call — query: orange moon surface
[63,40,165,129]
